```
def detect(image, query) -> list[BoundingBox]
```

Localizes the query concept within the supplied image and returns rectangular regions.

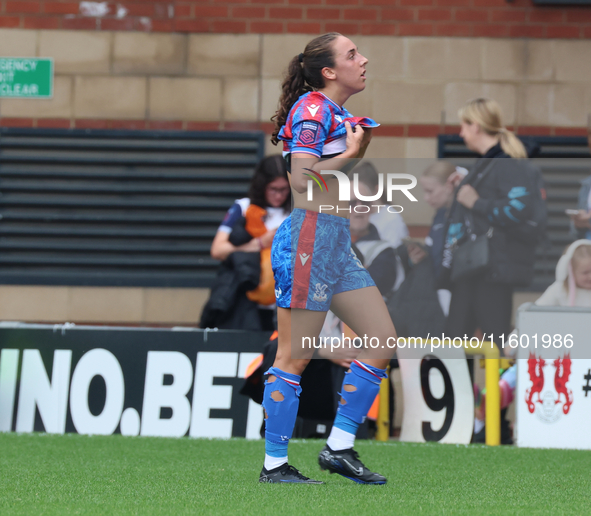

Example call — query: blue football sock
[262,367,302,462]
[328,360,387,450]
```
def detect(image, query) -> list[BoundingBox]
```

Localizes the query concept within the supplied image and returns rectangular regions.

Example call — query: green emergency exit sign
[0,58,53,98]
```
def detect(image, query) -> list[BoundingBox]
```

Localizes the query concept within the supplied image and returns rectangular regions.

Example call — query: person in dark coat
[441,98,544,445]
[442,98,539,351]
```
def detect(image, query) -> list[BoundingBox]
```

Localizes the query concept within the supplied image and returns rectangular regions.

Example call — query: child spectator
[535,239,591,307]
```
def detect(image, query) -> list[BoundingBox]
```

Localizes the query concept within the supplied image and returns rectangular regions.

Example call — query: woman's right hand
[407,243,427,265]
[242,228,278,253]
[360,127,373,148]
[345,120,364,155]
[571,210,591,229]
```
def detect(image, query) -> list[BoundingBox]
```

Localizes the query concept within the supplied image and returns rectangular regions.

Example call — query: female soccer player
[259,33,397,485]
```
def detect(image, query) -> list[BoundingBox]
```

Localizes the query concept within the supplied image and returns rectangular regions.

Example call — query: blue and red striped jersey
[277,91,379,158]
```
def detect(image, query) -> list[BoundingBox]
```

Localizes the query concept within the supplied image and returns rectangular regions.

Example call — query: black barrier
[0,324,270,438]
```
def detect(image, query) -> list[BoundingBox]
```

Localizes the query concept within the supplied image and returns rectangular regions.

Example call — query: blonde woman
[442,98,539,356]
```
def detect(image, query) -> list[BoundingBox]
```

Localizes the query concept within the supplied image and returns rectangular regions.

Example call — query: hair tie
[298,53,304,64]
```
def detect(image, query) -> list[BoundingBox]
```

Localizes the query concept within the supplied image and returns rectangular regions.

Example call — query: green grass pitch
[1,433,589,515]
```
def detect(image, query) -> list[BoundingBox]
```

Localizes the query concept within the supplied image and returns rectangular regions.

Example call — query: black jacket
[199,218,262,330]
[386,255,446,339]
[442,144,538,287]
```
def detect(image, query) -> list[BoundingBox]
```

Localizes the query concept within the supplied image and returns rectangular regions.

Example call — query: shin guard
[262,367,302,457]
[337,360,387,425]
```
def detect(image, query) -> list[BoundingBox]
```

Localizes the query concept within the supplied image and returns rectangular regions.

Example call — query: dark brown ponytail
[271,32,341,146]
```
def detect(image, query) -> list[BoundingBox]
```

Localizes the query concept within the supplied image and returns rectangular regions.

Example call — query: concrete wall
[2,30,591,133]
[0,285,209,325]
[0,286,538,327]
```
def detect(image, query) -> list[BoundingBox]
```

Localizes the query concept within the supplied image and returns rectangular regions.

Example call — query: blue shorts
[271,208,375,311]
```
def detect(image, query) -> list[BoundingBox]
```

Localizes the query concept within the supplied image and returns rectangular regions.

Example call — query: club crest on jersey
[313,283,328,303]
[335,115,343,123]
[306,104,320,117]
[300,121,319,144]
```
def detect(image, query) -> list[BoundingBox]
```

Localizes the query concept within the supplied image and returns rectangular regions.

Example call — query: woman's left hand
[457,184,479,209]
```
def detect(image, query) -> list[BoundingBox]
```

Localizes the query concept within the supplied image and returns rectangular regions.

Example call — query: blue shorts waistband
[292,208,350,226]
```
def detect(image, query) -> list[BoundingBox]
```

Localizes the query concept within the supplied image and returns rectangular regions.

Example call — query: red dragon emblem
[553,354,573,414]
[525,353,545,413]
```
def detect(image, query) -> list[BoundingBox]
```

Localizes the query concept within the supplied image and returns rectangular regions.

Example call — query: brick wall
[0,0,589,38]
